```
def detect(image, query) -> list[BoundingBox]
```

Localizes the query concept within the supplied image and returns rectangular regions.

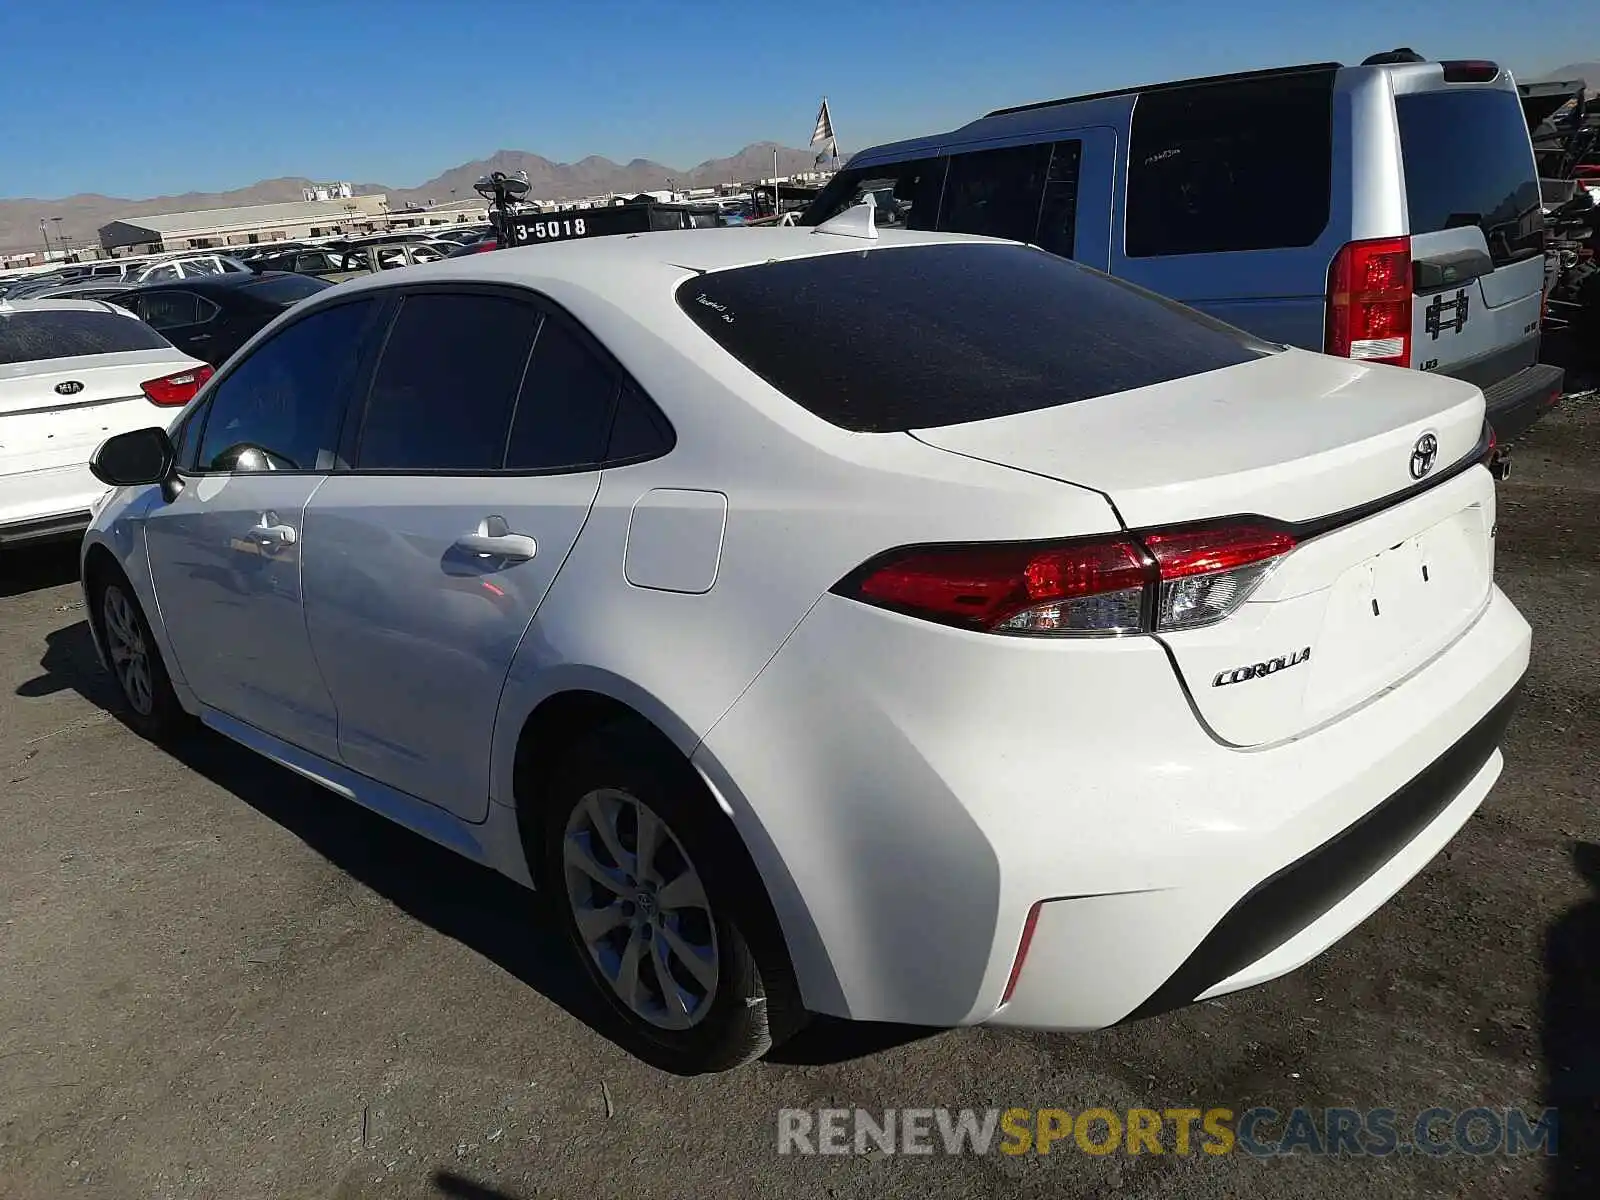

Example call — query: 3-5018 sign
[512,217,588,243]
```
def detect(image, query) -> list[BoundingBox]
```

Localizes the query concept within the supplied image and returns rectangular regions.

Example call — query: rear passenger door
[932,129,1118,269]
[125,289,222,361]
[301,287,619,821]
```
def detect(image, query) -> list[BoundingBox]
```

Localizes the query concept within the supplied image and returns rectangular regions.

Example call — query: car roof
[328,225,1005,303]
[843,57,1519,168]
[116,271,283,295]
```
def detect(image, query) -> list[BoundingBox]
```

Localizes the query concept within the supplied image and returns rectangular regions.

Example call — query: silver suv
[804,55,1563,444]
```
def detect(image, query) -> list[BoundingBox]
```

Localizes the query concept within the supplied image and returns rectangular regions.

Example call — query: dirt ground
[1,379,1596,1200]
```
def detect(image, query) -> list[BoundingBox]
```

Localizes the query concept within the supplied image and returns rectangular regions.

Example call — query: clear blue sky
[0,0,1591,199]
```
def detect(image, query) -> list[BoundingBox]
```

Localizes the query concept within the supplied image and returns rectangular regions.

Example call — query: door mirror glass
[91,427,175,487]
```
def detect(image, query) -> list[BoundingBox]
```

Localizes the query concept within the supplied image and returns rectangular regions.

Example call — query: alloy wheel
[562,788,720,1031]
[102,584,154,717]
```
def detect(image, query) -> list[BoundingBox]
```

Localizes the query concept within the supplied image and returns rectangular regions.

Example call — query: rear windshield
[676,242,1276,433]
[0,309,171,365]
[245,274,332,305]
[1396,88,1544,266]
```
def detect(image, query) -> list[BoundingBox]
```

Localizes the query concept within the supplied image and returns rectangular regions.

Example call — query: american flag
[810,98,836,159]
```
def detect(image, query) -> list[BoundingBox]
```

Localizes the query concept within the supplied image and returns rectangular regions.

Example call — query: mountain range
[0,142,823,253]
[1543,61,1600,89]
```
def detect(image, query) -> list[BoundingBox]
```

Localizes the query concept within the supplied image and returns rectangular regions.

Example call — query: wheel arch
[506,685,808,1029]
[80,540,126,667]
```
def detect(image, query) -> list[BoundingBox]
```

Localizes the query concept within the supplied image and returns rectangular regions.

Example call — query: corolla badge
[54,380,84,395]
[1410,431,1439,480]
[1212,647,1311,687]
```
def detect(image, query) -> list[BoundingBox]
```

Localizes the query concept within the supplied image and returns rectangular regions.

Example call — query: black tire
[542,721,803,1074]
[88,565,188,742]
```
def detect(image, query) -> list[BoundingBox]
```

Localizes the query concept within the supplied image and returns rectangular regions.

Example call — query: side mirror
[91,427,176,489]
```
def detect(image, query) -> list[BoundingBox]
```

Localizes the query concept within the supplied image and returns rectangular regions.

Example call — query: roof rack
[982,61,1344,119]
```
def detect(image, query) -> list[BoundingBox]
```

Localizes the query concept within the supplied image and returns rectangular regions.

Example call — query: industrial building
[94,192,490,255]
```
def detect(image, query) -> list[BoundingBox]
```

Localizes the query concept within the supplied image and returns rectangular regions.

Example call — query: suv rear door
[1394,83,1547,387]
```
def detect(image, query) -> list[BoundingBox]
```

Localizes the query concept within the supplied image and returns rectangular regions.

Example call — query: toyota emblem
[1410,432,1439,480]
[54,380,84,396]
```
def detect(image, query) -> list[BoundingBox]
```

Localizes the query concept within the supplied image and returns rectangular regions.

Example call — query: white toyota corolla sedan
[80,220,1530,1073]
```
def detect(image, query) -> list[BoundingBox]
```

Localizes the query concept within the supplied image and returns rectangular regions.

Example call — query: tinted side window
[504,317,618,471]
[1126,71,1335,256]
[195,300,375,473]
[801,157,946,228]
[356,293,539,471]
[606,382,675,462]
[139,291,203,329]
[937,142,1054,242]
[1034,140,1082,258]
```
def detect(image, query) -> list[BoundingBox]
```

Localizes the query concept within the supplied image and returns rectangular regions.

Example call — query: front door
[143,296,382,760]
[302,289,619,821]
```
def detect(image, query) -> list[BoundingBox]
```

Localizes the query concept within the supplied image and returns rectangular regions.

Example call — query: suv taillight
[833,523,1298,637]
[141,365,214,406]
[1326,236,1413,367]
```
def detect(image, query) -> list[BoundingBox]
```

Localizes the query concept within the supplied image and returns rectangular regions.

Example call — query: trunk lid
[912,348,1495,745]
[0,350,199,473]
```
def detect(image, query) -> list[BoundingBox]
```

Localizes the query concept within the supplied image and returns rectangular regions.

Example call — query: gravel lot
[1,375,1596,1200]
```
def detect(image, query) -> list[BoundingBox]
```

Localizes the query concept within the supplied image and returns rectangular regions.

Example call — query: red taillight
[141,365,214,407]
[1140,525,1298,579]
[1002,902,1043,1006]
[836,522,1298,637]
[1440,60,1499,82]
[847,537,1150,635]
[1326,236,1413,367]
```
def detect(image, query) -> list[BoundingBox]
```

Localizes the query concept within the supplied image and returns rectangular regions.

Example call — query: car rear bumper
[0,464,107,546]
[1482,362,1565,444]
[694,584,1531,1029]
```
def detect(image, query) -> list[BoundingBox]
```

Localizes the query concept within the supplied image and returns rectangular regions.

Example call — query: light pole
[38,218,52,259]
[51,217,65,258]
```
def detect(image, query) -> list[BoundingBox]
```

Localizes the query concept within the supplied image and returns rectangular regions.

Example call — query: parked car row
[0,252,252,301]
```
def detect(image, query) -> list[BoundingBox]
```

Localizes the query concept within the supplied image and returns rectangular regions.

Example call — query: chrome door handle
[454,516,536,561]
[249,516,298,546]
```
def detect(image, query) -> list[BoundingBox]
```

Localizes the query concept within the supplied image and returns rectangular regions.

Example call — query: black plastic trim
[1123,677,1523,1023]
[1432,335,1540,391]
[1414,248,1495,292]
[0,510,92,546]
[1479,362,1565,444]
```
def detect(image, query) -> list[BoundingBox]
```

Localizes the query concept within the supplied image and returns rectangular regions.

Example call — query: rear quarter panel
[484,276,1122,814]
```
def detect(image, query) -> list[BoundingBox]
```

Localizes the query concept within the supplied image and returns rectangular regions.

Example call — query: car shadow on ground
[18,619,935,1075]
[1545,841,1600,1197]
[0,540,80,598]
[20,620,620,1051]
[431,1170,528,1200]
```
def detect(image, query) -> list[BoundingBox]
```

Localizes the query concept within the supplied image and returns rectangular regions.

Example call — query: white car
[116,254,252,286]
[0,299,211,547]
[79,223,1530,1073]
